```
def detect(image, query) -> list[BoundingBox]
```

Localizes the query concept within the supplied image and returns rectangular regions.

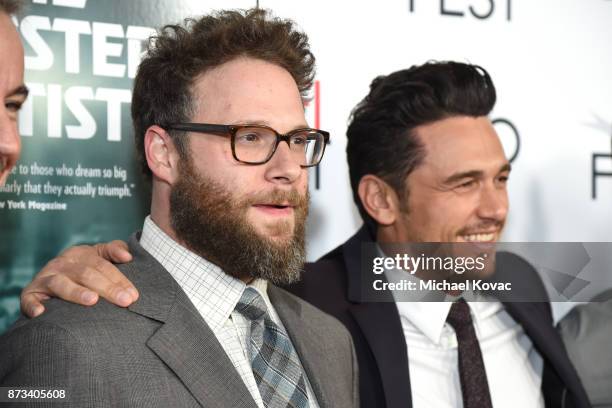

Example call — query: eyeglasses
[166,123,330,168]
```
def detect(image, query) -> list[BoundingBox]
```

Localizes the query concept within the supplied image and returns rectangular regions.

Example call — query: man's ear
[357,175,402,226]
[144,125,181,184]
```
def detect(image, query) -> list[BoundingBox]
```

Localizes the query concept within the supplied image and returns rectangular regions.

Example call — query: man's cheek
[298,170,308,191]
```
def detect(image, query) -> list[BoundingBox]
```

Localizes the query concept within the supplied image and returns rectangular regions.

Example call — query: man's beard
[169,159,309,285]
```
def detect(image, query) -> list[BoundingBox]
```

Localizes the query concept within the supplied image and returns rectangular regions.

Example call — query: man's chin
[249,219,295,242]
[256,229,295,246]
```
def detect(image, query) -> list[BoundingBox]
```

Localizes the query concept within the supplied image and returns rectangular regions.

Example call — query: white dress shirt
[140,216,319,408]
[385,263,545,408]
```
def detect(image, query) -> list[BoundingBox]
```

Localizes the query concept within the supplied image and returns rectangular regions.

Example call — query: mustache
[244,189,309,208]
[457,220,504,235]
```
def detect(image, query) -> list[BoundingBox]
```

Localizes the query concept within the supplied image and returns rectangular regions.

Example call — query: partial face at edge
[0,13,26,186]
[396,116,510,243]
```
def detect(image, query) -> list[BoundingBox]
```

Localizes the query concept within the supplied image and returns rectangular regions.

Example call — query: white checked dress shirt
[140,216,319,408]
[385,263,545,408]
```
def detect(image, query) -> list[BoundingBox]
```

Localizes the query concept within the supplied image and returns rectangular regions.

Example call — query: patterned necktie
[235,287,310,408]
[446,299,493,408]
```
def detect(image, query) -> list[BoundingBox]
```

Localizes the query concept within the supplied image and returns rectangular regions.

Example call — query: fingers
[85,254,139,304]
[21,292,51,318]
[46,272,100,305]
[21,268,101,319]
[20,243,139,318]
[95,240,132,264]
[28,262,135,308]
[58,243,138,305]
[76,261,139,306]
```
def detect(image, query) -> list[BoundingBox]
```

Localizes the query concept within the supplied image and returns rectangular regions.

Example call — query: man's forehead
[0,11,20,45]
[189,58,307,130]
[0,12,25,90]
[415,116,507,174]
[193,57,300,93]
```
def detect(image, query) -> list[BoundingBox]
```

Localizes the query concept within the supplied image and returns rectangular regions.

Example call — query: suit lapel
[493,252,588,406]
[125,235,257,408]
[503,301,587,407]
[349,302,412,408]
[344,227,413,408]
[268,285,332,408]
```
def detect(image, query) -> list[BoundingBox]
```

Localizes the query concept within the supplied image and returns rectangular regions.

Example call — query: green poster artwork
[0,0,233,333]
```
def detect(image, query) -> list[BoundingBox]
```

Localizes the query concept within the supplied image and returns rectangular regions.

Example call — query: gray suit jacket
[0,236,359,408]
[559,289,612,408]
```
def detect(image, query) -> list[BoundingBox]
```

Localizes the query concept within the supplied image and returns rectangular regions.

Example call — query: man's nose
[477,183,508,222]
[264,141,302,185]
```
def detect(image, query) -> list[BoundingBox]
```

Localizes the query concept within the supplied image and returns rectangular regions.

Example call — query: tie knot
[235,287,268,322]
[446,299,473,330]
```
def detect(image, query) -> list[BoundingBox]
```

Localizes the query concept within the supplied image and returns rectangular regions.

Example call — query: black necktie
[446,299,493,408]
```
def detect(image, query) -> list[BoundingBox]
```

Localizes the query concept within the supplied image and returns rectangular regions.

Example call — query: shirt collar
[139,215,269,332]
[396,301,453,345]
[377,244,501,344]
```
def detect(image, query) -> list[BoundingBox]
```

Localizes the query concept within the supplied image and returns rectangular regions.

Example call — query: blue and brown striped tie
[236,287,310,408]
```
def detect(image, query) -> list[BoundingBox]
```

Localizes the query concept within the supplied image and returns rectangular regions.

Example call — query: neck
[376,224,463,296]
[149,180,183,247]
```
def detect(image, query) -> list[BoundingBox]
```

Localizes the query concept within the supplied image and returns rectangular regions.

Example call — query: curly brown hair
[131,8,316,179]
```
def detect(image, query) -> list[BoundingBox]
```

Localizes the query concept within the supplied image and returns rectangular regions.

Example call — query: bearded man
[0,9,358,408]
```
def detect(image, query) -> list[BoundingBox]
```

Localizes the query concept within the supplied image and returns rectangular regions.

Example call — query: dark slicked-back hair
[0,0,22,15]
[346,61,497,230]
[132,8,315,179]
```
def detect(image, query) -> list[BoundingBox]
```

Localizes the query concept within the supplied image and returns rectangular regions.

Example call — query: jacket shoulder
[273,285,350,338]
[11,295,141,333]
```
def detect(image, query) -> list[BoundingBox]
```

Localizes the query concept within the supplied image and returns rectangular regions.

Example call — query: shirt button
[440,334,458,349]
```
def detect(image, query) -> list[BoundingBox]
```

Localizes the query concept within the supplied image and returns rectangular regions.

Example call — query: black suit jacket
[287,226,591,408]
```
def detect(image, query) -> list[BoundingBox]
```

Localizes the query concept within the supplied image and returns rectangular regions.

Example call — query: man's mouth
[252,203,294,216]
[458,232,497,242]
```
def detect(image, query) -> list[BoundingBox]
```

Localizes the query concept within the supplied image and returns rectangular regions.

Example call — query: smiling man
[379,114,509,244]
[0,0,28,186]
[0,10,358,408]
[290,62,589,408]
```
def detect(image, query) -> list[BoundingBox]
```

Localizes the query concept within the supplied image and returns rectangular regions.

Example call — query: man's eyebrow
[500,162,512,173]
[443,162,512,185]
[8,85,29,99]
[233,120,310,131]
[443,170,484,185]
[234,119,271,126]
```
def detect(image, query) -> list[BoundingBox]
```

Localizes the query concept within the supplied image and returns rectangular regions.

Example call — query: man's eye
[291,136,307,145]
[497,175,509,184]
[6,101,23,113]
[237,133,261,143]
[456,180,477,191]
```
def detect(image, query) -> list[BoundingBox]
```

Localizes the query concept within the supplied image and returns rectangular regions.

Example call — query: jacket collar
[341,226,413,408]
[124,234,258,408]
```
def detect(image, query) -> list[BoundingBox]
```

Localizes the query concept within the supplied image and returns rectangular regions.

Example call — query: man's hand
[21,241,138,318]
